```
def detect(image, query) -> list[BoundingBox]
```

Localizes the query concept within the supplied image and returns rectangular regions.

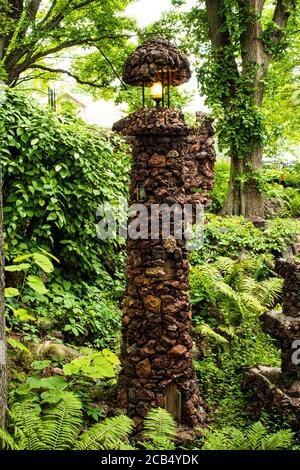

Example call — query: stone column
[116,108,209,428]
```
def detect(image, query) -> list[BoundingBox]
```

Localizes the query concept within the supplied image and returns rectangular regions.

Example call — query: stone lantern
[113,36,215,428]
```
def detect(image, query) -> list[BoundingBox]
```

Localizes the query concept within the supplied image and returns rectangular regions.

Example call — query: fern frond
[194,323,228,345]
[214,257,235,276]
[140,437,176,450]
[10,399,44,450]
[234,276,257,295]
[143,408,177,443]
[261,429,294,450]
[202,422,294,450]
[42,392,82,450]
[245,422,267,449]
[74,415,133,450]
[218,325,239,339]
[0,428,19,450]
[254,278,283,308]
[115,441,137,450]
[202,427,247,450]
[239,292,266,316]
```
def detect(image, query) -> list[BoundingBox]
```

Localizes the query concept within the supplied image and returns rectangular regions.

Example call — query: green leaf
[5,287,20,297]
[33,253,54,273]
[27,275,48,294]
[31,138,39,146]
[62,280,71,291]
[63,362,81,376]
[13,254,33,262]
[5,263,30,271]
[15,383,31,395]
[31,360,51,370]
[8,338,30,354]
[41,390,66,404]
[38,248,60,263]
[13,308,35,322]
[27,376,67,390]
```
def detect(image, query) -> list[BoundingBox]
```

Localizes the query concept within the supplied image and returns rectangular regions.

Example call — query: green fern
[191,256,282,332]
[0,428,20,450]
[194,323,228,345]
[42,392,82,450]
[9,399,45,450]
[74,415,134,450]
[2,392,134,450]
[141,408,177,450]
[202,422,294,450]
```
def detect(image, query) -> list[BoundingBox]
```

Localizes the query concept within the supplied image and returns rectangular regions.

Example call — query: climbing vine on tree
[171,0,300,217]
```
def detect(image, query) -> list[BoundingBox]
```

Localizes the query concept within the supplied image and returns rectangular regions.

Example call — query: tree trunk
[221,144,265,218]
[0,161,7,430]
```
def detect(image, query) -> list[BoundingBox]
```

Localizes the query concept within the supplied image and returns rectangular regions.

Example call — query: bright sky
[125,0,172,27]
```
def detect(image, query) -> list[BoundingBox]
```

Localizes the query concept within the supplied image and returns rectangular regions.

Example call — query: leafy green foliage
[35,283,122,348]
[1,89,130,285]
[190,252,282,428]
[190,214,300,263]
[141,408,177,451]
[0,0,136,89]
[209,159,231,213]
[202,421,294,450]
[1,392,133,450]
[63,349,120,380]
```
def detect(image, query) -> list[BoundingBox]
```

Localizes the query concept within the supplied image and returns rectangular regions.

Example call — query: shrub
[190,214,300,264]
[0,89,130,285]
[190,255,281,427]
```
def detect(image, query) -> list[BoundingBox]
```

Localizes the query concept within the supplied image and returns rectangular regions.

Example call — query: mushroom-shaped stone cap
[123,36,191,87]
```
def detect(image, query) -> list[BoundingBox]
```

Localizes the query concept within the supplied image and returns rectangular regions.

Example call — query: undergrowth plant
[190,255,282,427]
[201,422,294,450]
[0,392,134,450]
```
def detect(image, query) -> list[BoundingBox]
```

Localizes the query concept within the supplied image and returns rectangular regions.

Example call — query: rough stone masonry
[246,258,300,428]
[113,107,215,428]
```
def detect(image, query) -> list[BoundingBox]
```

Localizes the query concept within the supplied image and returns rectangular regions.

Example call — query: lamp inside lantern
[150,81,163,106]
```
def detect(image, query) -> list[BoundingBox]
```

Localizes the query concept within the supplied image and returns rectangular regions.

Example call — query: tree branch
[270,0,295,46]
[28,34,134,64]
[5,33,135,85]
[27,0,42,20]
[97,47,127,88]
[42,0,98,32]
[39,0,57,26]
[28,64,106,88]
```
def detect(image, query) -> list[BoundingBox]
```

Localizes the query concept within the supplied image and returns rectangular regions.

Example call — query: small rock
[149,154,166,167]
[143,295,161,313]
[136,359,151,377]
[169,344,188,355]
[163,235,177,253]
[145,267,165,277]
